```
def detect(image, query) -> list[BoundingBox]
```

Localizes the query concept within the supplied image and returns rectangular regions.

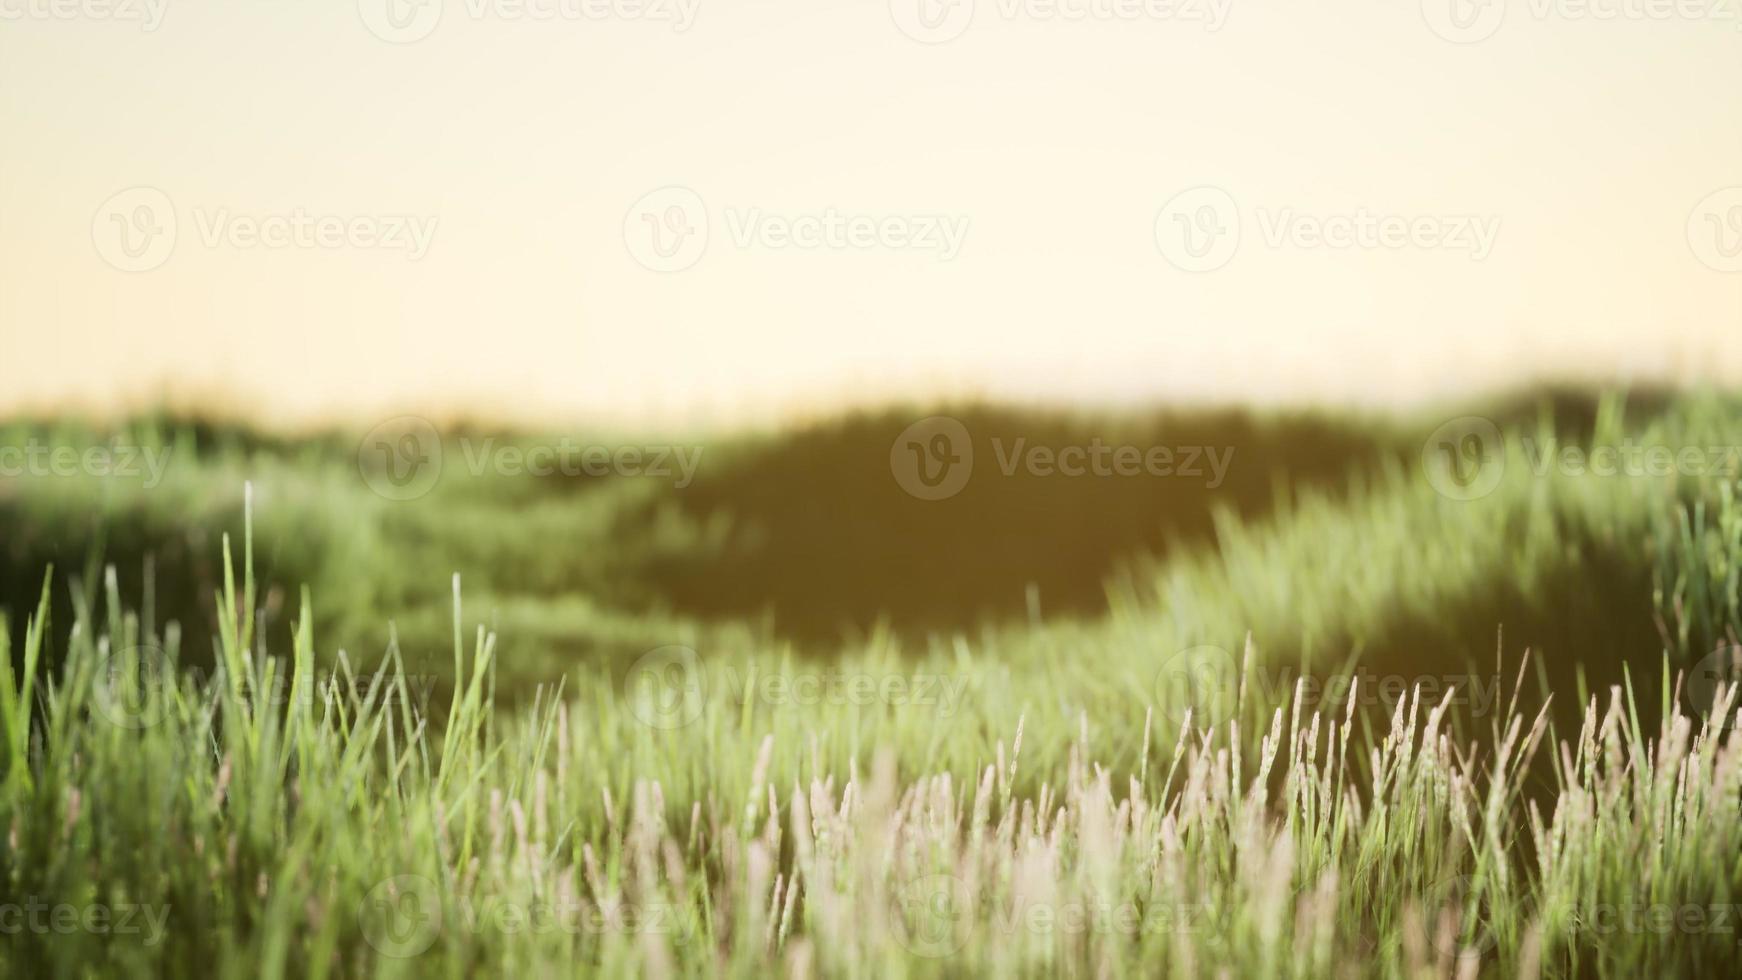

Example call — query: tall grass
[1,487,1740,976]
[6,392,1742,975]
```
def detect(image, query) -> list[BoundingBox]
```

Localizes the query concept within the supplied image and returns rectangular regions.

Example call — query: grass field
[3,387,1742,977]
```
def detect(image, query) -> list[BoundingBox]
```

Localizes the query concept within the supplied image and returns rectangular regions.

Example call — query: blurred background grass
[3,385,1733,733]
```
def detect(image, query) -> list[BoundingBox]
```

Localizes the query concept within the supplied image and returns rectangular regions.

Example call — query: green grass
[3,388,1742,976]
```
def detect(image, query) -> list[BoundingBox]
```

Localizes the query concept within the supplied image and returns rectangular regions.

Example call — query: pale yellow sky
[2,1,1739,429]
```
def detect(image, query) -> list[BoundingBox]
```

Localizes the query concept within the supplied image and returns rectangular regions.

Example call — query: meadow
[2,387,1741,977]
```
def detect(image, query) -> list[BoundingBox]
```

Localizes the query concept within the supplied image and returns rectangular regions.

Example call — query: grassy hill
[3,386,1741,976]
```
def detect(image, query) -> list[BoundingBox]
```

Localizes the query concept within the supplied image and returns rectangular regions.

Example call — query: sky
[1,0,1740,430]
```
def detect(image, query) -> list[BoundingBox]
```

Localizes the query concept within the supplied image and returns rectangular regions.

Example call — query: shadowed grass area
[635,404,1407,643]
